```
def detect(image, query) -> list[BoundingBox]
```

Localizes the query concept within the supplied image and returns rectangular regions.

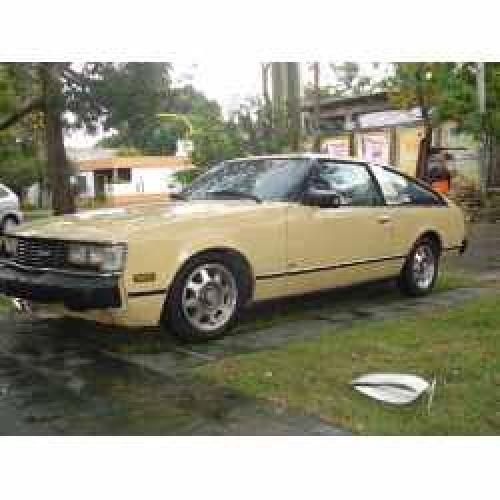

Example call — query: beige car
[0,155,467,342]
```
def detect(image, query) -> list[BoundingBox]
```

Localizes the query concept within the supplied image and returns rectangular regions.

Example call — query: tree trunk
[40,63,75,215]
[312,62,321,152]
[415,64,432,180]
[416,126,432,180]
[261,63,272,131]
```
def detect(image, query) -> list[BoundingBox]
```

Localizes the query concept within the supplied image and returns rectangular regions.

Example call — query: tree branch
[0,97,43,131]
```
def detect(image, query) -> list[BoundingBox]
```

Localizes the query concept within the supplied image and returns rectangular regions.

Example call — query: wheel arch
[417,230,443,256]
[168,246,256,304]
[1,212,20,233]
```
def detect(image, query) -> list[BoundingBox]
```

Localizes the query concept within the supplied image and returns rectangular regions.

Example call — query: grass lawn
[198,292,500,435]
[234,268,480,333]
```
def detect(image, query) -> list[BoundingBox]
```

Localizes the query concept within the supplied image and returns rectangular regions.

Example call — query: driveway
[0,222,498,435]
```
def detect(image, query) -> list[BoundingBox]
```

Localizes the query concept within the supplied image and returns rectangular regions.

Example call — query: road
[0,315,343,435]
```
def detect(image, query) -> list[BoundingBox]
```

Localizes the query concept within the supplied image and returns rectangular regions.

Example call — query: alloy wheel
[181,262,238,333]
[412,244,436,290]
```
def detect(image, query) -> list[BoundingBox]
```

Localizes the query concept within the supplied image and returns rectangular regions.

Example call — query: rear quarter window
[371,165,444,206]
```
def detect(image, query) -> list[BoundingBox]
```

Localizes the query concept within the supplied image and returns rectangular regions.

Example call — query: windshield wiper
[208,190,261,203]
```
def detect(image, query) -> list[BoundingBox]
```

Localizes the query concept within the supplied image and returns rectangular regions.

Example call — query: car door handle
[377,215,392,224]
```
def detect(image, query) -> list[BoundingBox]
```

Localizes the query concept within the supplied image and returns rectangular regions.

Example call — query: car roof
[227,153,368,163]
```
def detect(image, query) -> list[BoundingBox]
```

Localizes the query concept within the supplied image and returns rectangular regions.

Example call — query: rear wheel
[164,252,250,342]
[399,237,440,296]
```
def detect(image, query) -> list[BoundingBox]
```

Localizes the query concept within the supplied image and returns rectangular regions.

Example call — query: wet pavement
[1,222,499,435]
[1,283,494,435]
[0,316,345,435]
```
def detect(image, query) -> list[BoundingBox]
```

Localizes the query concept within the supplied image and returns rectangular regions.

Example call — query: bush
[0,156,43,198]
[174,168,204,186]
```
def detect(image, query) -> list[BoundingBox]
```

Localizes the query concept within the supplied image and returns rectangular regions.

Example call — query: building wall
[319,121,480,186]
[110,167,182,196]
[308,94,481,185]
[79,171,95,198]
[80,167,184,199]
[395,126,424,176]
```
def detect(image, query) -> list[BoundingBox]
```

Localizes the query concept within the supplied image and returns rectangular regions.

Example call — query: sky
[65,62,391,149]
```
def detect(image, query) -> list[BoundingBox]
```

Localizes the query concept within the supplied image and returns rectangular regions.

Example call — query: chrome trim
[0,258,123,278]
[4,234,127,246]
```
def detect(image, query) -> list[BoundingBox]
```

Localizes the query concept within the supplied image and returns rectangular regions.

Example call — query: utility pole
[312,62,321,152]
[271,62,301,151]
[476,62,488,196]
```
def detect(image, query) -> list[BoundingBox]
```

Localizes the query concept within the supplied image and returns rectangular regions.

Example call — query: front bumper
[0,262,121,311]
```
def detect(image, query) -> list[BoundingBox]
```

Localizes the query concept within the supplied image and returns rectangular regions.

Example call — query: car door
[285,160,400,295]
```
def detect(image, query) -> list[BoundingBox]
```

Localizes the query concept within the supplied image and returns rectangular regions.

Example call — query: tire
[1,215,19,235]
[398,237,440,297]
[163,251,251,343]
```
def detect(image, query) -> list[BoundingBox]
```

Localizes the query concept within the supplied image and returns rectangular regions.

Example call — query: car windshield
[180,158,311,202]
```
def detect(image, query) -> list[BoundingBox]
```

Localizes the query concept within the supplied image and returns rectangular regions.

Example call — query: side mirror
[303,187,342,208]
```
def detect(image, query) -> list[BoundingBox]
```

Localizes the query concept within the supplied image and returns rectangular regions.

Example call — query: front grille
[14,238,67,270]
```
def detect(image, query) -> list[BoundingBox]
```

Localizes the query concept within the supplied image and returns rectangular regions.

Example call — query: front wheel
[399,238,440,297]
[164,252,249,342]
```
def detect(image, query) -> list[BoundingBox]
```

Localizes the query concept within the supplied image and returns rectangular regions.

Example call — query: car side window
[371,165,443,206]
[0,187,9,199]
[312,161,383,207]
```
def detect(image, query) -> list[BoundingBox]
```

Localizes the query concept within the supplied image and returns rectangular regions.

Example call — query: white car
[0,184,23,235]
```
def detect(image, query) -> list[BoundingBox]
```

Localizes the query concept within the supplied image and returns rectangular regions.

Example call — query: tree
[190,114,245,167]
[432,63,500,188]
[328,62,375,97]
[93,63,172,154]
[0,62,173,214]
[381,63,452,178]
[0,65,45,199]
[98,80,219,155]
[380,62,500,184]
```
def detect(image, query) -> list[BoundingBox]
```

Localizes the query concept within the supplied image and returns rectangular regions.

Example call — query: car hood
[9,200,266,242]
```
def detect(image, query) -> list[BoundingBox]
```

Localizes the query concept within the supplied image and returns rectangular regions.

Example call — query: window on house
[76,176,87,194]
[116,168,132,183]
[96,169,113,184]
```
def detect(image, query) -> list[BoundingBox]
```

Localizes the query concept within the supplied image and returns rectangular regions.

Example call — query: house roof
[76,156,193,172]
[301,91,389,111]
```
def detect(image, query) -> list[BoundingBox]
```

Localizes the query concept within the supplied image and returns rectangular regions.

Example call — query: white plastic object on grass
[351,373,434,406]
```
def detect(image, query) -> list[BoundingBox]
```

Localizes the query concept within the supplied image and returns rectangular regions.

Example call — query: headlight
[68,243,127,273]
[4,237,18,257]
[68,244,87,265]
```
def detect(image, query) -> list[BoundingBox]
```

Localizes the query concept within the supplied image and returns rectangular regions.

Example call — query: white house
[75,155,195,206]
